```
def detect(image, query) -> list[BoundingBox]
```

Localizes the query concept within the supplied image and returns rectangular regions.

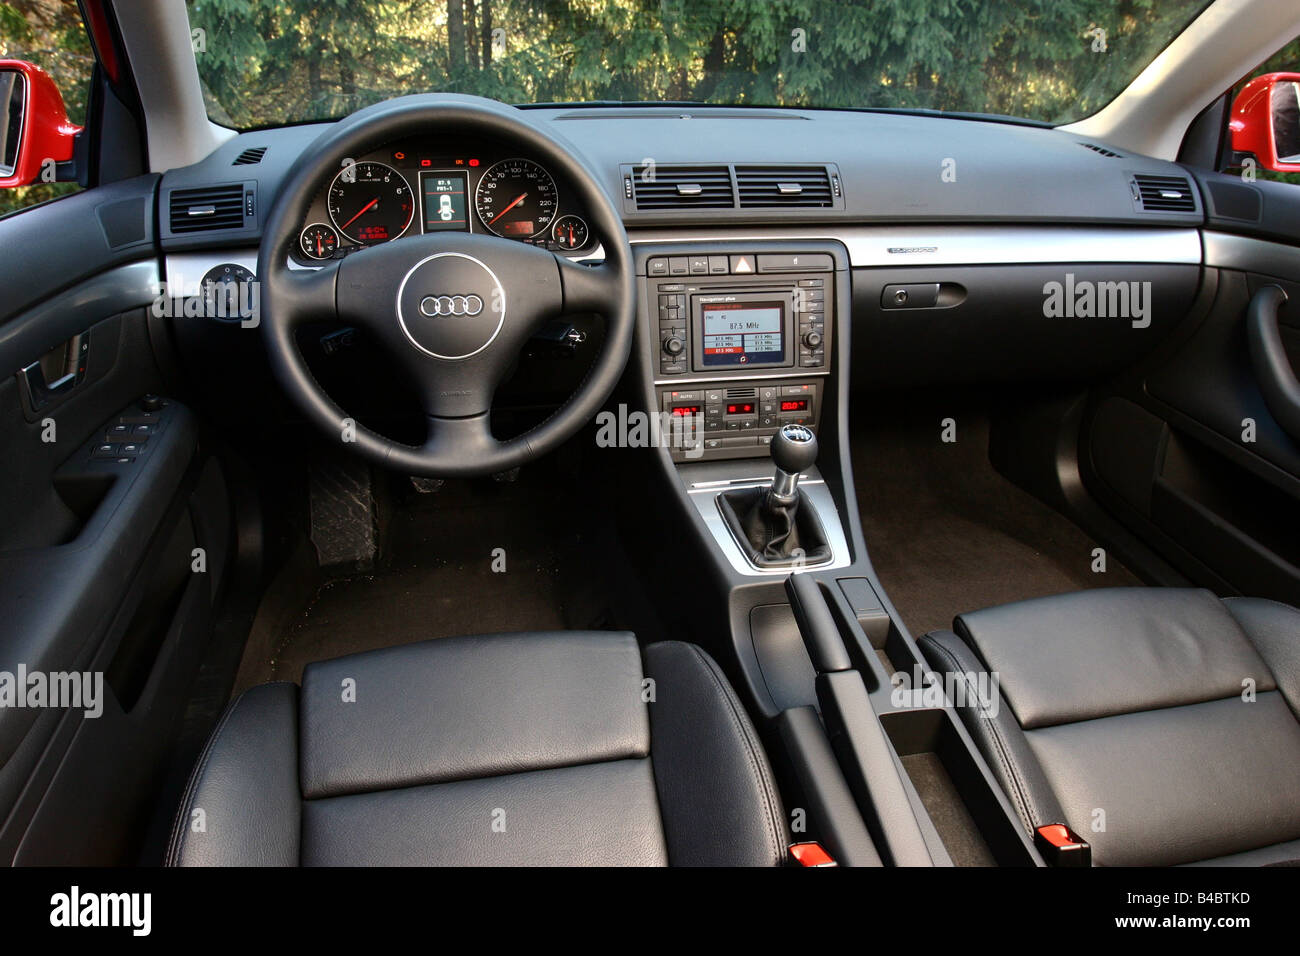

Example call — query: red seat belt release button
[788,842,837,867]
[1034,823,1092,867]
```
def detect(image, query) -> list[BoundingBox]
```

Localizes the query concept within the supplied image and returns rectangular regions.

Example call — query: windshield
[187,0,1212,129]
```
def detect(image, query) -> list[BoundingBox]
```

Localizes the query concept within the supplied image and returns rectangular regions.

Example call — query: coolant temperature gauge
[299,222,340,260]
[551,215,589,250]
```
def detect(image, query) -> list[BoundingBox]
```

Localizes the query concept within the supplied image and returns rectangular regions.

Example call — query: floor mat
[851,393,1140,637]
[235,464,588,688]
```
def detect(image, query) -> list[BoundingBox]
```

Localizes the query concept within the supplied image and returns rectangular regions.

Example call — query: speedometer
[327,161,414,244]
[474,159,558,239]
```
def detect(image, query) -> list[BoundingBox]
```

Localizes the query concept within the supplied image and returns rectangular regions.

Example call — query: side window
[0,0,93,217]
[1223,35,1300,187]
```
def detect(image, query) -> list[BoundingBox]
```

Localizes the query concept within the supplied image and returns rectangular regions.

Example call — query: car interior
[1,0,1299,872]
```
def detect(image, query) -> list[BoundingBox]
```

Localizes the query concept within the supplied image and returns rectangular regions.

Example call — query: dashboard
[290,140,598,264]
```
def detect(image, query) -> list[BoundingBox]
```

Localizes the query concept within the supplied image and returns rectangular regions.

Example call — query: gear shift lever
[716,423,830,568]
[768,424,818,508]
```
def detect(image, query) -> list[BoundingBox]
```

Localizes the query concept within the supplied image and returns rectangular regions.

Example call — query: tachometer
[327,161,414,244]
[474,158,557,239]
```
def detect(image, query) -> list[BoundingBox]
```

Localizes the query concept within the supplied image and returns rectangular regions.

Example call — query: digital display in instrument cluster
[420,170,471,233]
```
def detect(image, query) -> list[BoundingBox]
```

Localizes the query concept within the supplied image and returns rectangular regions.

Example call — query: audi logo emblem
[419,294,484,317]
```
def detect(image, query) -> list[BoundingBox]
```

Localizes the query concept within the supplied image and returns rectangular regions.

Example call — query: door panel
[1082,181,1300,604]
[0,179,234,863]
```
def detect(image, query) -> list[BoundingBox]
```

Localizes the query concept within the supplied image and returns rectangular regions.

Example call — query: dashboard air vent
[631,165,734,209]
[735,165,833,207]
[233,146,267,165]
[1079,142,1122,158]
[169,185,247,232]
[1131,174,1196,212]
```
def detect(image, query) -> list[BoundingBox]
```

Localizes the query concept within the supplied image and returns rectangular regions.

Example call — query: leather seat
[168,631,788,866]
[920,587,1300,866]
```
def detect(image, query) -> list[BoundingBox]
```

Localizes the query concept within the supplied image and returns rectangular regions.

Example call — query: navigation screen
[700,301,785,367]
[420,170,470,233]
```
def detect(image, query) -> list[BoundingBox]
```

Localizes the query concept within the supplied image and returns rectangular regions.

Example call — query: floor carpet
[850,392,1140,638]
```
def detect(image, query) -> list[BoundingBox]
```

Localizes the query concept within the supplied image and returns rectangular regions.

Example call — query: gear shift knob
[769,424,818,505]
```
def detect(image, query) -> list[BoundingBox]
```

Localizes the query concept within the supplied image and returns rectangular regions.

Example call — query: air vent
[725,386,757,400]
[1079,142,1122,158]
[169,185,247,232]
[1131,174,1196,212]
[631,165,734,209]
[736,166,833,207]
[232,146,267,166]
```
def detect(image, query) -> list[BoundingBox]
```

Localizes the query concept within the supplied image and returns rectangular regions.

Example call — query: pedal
[410,476,445,494]
[308,456,377,572]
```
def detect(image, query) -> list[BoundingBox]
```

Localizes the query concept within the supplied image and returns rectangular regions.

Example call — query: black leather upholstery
[169,631,788,866]
[920,588,1300,867]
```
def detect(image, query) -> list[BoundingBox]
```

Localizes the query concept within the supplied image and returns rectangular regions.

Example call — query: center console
[628,238,1040,867]
[647,250,834,461]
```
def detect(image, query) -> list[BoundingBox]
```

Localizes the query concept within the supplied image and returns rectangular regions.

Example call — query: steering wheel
[257,94,635,477]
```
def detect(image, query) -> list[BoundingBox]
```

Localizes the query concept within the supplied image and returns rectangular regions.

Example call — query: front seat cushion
[919,588,1300,867]
[167,631,788,866]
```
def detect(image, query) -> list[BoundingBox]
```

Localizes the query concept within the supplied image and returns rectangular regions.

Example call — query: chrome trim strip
[167,245,604,287]
[629,225,1202,267]
[1203,231,1300,281]
[165,252,258,296]
[687,477,850,576]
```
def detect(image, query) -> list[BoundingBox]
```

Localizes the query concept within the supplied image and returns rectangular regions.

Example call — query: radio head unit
[695,292,793,370]
[651,253,831,380]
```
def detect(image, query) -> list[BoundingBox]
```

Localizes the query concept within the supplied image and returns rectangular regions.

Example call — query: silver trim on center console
[688,477,850,576]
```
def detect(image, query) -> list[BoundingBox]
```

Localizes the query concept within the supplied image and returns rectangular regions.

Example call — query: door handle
[20,331,89,410]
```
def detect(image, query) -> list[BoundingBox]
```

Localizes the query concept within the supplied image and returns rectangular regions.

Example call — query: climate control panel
[658,380,820,462]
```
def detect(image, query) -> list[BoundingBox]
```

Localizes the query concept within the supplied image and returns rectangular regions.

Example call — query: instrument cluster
[293,144,595,264]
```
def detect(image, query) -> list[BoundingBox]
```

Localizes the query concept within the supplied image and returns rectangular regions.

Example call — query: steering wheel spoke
[555,254,621,316]
[271,260,340,327]
[418,412,499,475]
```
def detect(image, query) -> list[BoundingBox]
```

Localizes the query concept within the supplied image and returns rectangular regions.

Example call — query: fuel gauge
[551,215,589,251]
[300,222,340,260]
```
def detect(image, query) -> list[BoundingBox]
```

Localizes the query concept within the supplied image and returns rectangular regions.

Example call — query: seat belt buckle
[788,842,837,867]
[1034,824,1092,867]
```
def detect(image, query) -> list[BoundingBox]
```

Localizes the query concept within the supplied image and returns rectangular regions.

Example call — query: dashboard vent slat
[169,184,247,232]
[1131,174,1196,213]
[631,165,735,209]
[735,165,833,207]
[1079,142,1122,158]
[232,146,267,166]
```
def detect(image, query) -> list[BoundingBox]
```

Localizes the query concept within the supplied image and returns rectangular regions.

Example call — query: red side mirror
[0,59,83,189]
[1230,71,1300,174]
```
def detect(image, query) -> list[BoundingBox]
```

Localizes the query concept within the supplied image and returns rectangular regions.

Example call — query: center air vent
[736,165,833,207]
[233,146,267,165]
[630,165,734,209]
[169,184,248,233]
[1131,174,1196,212]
